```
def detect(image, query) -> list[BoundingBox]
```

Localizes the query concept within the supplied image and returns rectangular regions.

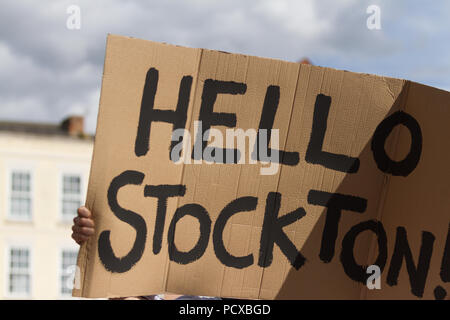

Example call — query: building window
[10,170,32,220]
[8,247,31,296]
[61,174,82,221]
[60,249,78,296]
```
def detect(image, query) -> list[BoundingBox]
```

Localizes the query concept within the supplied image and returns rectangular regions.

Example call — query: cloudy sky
[0,0,449,134]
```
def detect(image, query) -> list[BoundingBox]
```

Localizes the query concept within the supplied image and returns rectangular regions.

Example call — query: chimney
[61,116,84,136]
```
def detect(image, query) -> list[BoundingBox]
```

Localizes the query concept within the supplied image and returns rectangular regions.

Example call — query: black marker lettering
[98,170,147,273]
[340,220,388,283]
[306,94,360,173]
[308,190,367,263]
[135,67,192,160]
[213,197,257,269]
[192,79,246,163]
[258,192,306,270]
[251,85,300,165]
[371,111,422,176]
[386,227,435,298]
[144,184,186,255]
[167,203,211,265]
[440,223,450,282]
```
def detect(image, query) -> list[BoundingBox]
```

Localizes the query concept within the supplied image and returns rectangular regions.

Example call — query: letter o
[167,203,211,264]
[340,220,387,283]
[371,111,422,176]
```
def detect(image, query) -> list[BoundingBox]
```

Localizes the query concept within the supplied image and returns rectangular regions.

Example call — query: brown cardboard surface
[164,48,299,299]
[365,82,450,300]
[272,67,405,299]
[73,34,202,298]
[74,34,449,299]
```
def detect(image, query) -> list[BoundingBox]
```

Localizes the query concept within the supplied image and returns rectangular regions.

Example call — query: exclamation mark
[434,223,449,300]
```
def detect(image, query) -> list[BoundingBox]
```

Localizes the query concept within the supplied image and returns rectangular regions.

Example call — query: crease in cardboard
[163,48,203,295]
[218,81,247,297]
[359,79,410,300]
[257,62,301,299]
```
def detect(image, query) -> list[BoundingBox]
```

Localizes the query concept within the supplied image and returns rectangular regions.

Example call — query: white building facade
[0,117,93,299]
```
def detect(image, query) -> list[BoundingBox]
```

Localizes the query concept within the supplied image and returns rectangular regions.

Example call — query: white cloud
[254,0,330,38]
[0,0,448,134]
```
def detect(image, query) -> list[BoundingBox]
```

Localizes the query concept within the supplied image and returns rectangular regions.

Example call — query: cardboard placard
[74,34,450,299]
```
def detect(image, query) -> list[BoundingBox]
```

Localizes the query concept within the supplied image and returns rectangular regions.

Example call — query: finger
[80,227,95,236]
[71,233,82,244]
[77,217,94,228]
[78,234,90,242]
[77,206,91,218]
[72,233,89,244]
[72,225,95,236]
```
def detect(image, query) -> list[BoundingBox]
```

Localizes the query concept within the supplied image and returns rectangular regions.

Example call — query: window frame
[6,167,34,222]
[58,246,79,298]
[4,243,33,299]
[58,170,85,223]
